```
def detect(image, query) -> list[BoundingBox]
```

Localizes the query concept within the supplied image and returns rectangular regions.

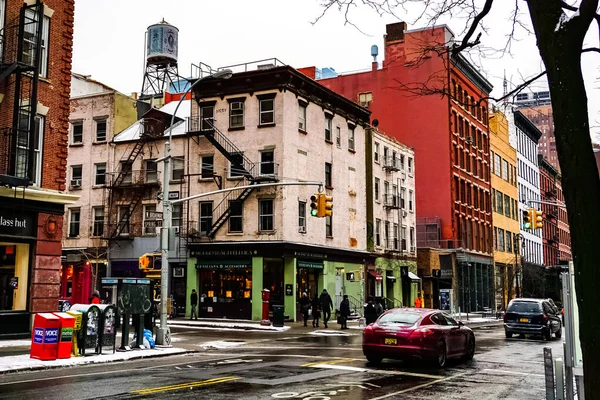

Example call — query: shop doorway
[0,244,29,311]
[197,267,253,319]
[263,259,284,309]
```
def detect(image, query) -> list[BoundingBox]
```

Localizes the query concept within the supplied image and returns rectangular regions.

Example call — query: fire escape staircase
[195,119,278,238]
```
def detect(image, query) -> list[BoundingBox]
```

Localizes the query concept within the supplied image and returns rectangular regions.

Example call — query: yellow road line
[301,358,358,367]
[131,376,240,395]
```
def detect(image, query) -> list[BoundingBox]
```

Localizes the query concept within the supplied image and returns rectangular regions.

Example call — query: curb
[0,348,197,375]
[169,322,288,332]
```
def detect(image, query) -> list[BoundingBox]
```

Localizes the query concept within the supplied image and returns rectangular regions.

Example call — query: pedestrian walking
[365,299,378,325]
[190,289,198,320]
[300,292,311,326]
[319,289,334,328]
[339,295,350,329]
[90,290,101,304]
[311,295,321,328]
[375,299,384,316]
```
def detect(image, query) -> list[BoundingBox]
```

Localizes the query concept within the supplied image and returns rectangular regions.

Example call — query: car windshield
[378,312,421,325]
[507,301,542,313]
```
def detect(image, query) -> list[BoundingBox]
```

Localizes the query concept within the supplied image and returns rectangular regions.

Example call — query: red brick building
[303,22,495,312]
[0,0,77,337]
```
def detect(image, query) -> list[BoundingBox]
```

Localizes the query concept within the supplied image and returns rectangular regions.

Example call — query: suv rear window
[507,301,542,313]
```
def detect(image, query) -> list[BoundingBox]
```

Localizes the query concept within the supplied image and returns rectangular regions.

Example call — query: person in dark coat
[190,289,198,320]
[311,295,321,328]
[375,299,384,316]
[300,292,311,326]
[365,300,378,325]
[319,289,334,328]
[340,295,351,329]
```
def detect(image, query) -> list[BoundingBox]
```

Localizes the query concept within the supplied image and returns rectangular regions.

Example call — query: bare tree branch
[451,0,495,55]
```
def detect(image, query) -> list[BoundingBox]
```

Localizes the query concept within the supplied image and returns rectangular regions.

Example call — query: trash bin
[272,305,285,327]
[70,304,101,355]
[66,310,82,356]
[53,312,76,359]
[30,313,60,361]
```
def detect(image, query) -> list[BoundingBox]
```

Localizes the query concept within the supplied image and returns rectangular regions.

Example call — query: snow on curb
[0,340,31,348]
[0,347,190,374]
[198,340,246,350]
[169,320,290,332]
[309,330,356,337]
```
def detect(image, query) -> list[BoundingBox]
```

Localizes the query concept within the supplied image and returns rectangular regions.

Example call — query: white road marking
[368,372,469,400]
[482,368,545,377]
[307,363,445,380]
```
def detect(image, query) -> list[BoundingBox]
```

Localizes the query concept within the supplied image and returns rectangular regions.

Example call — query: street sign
[144,220,162,228]
[146,211,163,219]
[168,191,180,200]
[157,192,164,201]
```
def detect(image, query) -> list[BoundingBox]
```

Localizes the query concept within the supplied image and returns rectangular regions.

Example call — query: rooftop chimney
[385,22,408,44]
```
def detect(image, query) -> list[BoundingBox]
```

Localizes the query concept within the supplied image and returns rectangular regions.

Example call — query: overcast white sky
[72,0,599,141]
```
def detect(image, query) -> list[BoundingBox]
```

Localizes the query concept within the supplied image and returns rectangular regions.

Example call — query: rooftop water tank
[146,20,179,64]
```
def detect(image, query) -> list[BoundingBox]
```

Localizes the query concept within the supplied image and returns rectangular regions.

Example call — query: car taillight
[410,328,434,338]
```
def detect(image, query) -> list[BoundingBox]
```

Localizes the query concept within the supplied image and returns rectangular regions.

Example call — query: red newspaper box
[30,313,60,361]
[53,312,75,359]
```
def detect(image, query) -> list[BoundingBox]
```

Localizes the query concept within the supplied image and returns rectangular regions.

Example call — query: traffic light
[323,195,333,217]
[522,208,532,230]
[534,209,543,229]
[310,194,319,217]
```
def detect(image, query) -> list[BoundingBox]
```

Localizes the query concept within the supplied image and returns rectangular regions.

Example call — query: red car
[362,308,475,367]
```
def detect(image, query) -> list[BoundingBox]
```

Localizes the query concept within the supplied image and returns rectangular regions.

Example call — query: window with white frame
[348,125,355,151]
[410,227,415,250]
[199,201,213,234]
[95,118,107,142]
[71,165,82,187]
[325,115,332,142]
[374,177,380,200]
[72,121,83,144]
[18,115,44,185]
[384,221,390,247]
[200,105,214,131]
[259,96,275,125]
[375,219,381,246]
[336,126,341,147]
[374,142,380,163]
[145,160,157,183]
[143,204,157,235]
[400,187,406,209]
[172,157,184,181]
[401,226,407,251]
[229,153,245,178]
[298,201,306,232]
[358,92,372,107]
[92,207,104,237]
[201,155,214,179]
[172,204,181,232]
[408,157,413,174]
[23,10,49,77]
[393,223,399,250]
[121,161,132,184]
[298,102,307,131]
[228,200,243,233]
[258,199,274,231]
[409,190,414,211]
[68,208,80,238]
[260,150,275,176]
[325,163,332,187]
[229,100,244,128]
[95,163,106,186]
[325,215,333,237]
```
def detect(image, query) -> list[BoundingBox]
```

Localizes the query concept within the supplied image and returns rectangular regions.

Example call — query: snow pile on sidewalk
[198,340,246,350]
[169,320,290,332]
[309,330,356,337]
[0,340,31,348]
[0,347,189,373]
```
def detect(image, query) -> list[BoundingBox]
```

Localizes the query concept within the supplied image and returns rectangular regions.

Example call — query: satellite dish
[372,119,379,127]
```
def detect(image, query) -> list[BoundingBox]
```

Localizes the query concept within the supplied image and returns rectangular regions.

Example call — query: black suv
[504,298,562,340]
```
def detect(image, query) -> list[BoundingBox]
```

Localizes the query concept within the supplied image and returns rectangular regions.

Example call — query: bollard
[555,358,564,400]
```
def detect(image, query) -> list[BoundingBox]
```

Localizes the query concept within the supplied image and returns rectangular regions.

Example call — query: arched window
[452,79,457,99]
[482,107,488,125]
[458,85,463,104]
[477,104,482,120]
[464,90,469,108]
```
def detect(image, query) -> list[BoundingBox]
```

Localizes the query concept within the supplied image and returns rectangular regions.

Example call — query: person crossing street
[319,289,333,328]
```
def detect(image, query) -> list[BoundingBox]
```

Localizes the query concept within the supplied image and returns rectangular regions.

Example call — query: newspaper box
[70,304,101,355]
[66,310,82,356]
[30,313,60,361]
[53,312,76,359]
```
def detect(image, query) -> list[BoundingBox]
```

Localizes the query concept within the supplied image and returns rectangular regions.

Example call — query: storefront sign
[0,209,34,237]
[191,249,255,257]
[285,284,293,296]
[195,259,252,269]
[439,254,453,279]
[295,251,326,260]
[9,277,18,289]
[297,261,324,269]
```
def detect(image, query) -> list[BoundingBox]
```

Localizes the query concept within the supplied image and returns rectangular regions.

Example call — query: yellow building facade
[489,110,520,310]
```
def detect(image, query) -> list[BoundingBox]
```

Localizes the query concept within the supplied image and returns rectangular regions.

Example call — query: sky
[71,0,599,142]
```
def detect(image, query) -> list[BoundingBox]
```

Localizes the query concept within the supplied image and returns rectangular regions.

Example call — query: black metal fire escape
[0,2,44,187]
[187,116,278,239]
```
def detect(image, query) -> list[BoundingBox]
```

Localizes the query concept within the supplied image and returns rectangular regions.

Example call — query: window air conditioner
[70,179,81,187]
[299,226,306,233]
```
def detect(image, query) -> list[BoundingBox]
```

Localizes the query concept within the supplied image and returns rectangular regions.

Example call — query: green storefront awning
[195,259,252,269]
[297,260,324,269]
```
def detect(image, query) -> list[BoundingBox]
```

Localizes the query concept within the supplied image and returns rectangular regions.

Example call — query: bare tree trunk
[528,1,600,396]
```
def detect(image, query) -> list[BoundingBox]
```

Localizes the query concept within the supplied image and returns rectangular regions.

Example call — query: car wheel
[505,330,512,339]
[435,340,447,368]
[365,354,382,365]
[544,330,552,341]
[555,328,562,339]
[463,335,475,361]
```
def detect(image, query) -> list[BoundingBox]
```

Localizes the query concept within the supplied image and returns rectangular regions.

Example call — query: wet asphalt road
[0,325,562,400]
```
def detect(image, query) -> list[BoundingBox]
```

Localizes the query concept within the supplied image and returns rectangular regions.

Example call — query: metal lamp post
[156,69,232,346]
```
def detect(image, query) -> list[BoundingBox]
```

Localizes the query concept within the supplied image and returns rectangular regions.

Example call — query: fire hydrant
[261,289,271,326]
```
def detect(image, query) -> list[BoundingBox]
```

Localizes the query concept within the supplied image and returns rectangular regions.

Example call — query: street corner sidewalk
[0,344,192,374]
[168,318,291,332]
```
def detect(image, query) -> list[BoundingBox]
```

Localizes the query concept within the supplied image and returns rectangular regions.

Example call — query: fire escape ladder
[112,140,145,187]
[108,189,145,239]
[207,185,255,238]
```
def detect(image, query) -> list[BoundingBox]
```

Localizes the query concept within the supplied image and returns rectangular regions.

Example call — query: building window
[71,165,82,187]
[229,152,245,178]
[298,102,307,131]
[172,204,181,232]
[200,105,214,131]
[298,201,306,232]
[336,126,341,147]
[374,142,380,163]
[172,157,184,181]
[118,206,130,235]
[199,201,213,234]
[400,187,406,209]
[72,121,83,144]
[496,190,503,215]
[229,101,244,128]
[325,115,332,141]
[68,208,80,238]
[401,226,407,251]
[410,227,415,251]
[348,125,355,151]
[325,162,332,188]
[374,177,380,200]
[95,163,106,186]
[506,232,513,253]
[145,160,157,183]
[258,199,274,231]
[21,115,44,186]
[409,190,414,211]
[95,119,107,142]
[23,10,49,77]
[383,147,389,163]
[259,97,275,125]
[121,161,132,184]
[495,154,502,176]
[143,204,156,235]
[358,92,372,107]
[504,194,511,218]
[260,150,275,176]
[92,207,104,237]
[375,219,381,246]
[325,215,333,237]
[502,159,509,181]
[498,228,505,252]
[200,155,214,179]
[228,200,243,233]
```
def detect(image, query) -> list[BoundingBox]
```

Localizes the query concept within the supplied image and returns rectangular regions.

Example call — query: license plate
[384,338,397,345]
[519,318,529,323]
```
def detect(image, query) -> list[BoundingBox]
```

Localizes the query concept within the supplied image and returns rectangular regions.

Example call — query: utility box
[66,310,83,356]
[30,313,60,361]
[53,312,76,359]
